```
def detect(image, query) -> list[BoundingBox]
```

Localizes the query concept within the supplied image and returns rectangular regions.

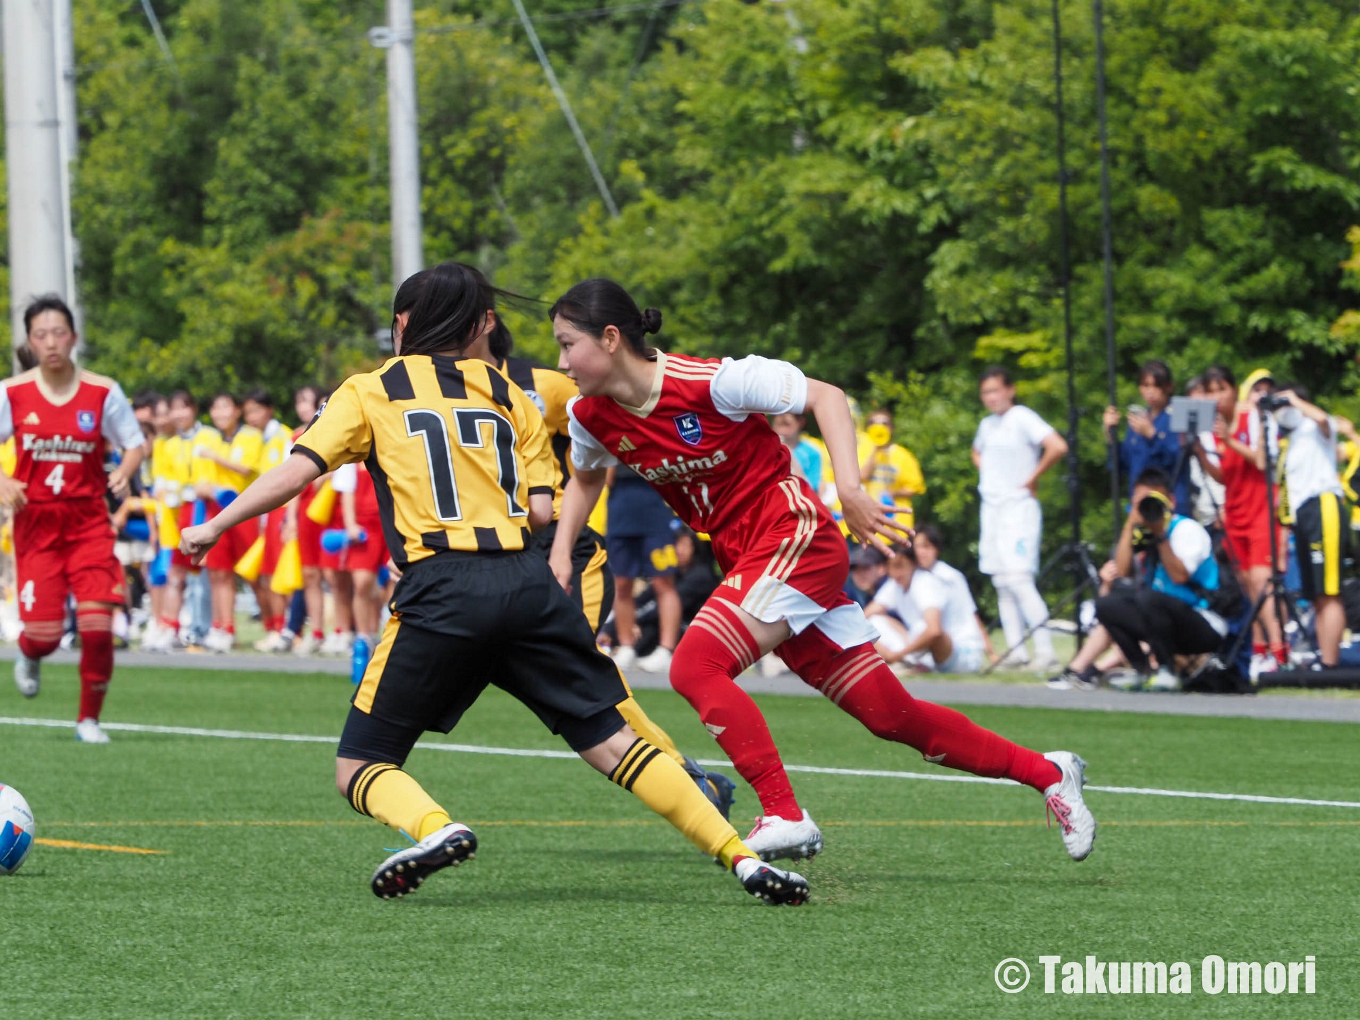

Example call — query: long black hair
[393,262,530,357]
[548,278,661,355]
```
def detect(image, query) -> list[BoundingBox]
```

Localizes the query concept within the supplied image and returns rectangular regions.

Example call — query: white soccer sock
[1012,575,1055,660]
[993,577,1027,661]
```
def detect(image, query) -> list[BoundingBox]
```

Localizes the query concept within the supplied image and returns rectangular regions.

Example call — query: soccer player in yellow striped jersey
[243,389,294,648]
[486,322,738,819]
[178,262,806,905]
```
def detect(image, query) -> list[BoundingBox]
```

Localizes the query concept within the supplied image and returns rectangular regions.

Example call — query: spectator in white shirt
[972,366,1068,670]
[865,541,988,674]
[910,523,997,665]
[1271,383,1356,666]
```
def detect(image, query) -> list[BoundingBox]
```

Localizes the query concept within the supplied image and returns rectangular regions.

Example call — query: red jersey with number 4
[567,352,814,534]
[0,369,144,503]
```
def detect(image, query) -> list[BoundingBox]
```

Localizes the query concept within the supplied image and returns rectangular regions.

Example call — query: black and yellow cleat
[734,857,809,907]
[370,822,477,899]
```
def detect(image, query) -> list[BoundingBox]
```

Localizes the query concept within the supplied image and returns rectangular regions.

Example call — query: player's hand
[549,551,574,594]
[0,475,28,512]
[107,469,132,501]
[839,487,910,557]
[179,523,220,566]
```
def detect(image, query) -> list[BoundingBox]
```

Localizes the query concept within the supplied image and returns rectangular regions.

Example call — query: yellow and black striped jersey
[293,355,553,565]
[498,356,579,517]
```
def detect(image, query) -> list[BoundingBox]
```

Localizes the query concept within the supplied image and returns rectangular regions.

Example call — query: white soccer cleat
[13,655,40,698]
[743,810,823,863]
[635,646,672,673]
[734,855,809,906]
[292,632,321,657]
[1042,751,1096,861]
[75,718,111,744]
[612,645,637,670]
[320,631,352,656]
[371,822,477,899]
[203,628,235,654]
[253,631,290,653]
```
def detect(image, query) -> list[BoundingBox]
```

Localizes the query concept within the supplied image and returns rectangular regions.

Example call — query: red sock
[312,629,324,641]
[1253,642,1267,657]
[76,610,115,722]
[1270,643,1288,665]
[671,601,801,819]
[17,630,60,660]
[812,644,1061,792]
[224,623,235,635]
[159,617,179,633]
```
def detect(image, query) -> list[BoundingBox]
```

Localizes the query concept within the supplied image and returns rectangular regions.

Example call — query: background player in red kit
[0,296,146,743]
[548,279,1097,864]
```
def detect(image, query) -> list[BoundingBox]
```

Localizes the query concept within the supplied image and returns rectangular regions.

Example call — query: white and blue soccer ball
[0,783,35,875]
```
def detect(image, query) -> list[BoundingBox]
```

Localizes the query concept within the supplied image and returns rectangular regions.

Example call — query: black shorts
[339,550,626,759]
[1294,492,1351,599]
[530,521,614,631]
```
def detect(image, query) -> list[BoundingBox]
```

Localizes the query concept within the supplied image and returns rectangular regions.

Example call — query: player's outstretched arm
[549,468,607,589]
[179,452,321,565]
[804,379,909,555]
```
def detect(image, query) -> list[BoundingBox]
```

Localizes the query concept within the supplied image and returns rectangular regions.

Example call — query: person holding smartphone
[1103,360,1185,511]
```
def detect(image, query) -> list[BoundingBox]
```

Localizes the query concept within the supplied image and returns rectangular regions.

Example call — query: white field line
[5,715,1359,810]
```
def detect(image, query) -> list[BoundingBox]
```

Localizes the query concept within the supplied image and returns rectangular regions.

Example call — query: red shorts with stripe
[261,506,288,576]
[345,517,387,574]
[171,501,204,571]
[13,499,126,621]
[204,512,261,573]
[703,477,878,656]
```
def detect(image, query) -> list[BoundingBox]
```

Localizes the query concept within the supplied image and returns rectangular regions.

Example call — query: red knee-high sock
[814,644,1060,792]
[17,631,61,660]
[671,602,802,819]
[76,610,115,722]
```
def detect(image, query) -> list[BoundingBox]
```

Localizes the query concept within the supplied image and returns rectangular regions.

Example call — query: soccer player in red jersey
[548,279,1097,863]
[0,296,146,743]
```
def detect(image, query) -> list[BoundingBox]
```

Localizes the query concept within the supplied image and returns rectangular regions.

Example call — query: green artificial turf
[1,664,1356,1019]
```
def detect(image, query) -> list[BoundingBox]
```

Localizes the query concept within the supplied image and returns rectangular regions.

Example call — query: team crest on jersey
[76,410,96,434]
[673,412,703,446]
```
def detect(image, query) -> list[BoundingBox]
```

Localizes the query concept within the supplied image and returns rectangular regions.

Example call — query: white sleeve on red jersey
[709,355,808,422]
[0,384,11,442]
[330,462,358,492]
[101,382,145,450]
[565,396,620,472]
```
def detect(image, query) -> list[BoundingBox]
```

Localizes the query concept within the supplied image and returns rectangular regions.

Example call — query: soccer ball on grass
[0,783,35,875]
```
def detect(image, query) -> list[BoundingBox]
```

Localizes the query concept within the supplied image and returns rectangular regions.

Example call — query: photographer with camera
[1269,383,1355,667]
[1088,468,1227,691]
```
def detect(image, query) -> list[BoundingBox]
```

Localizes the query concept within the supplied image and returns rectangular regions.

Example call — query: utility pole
[3,0,69,371]
[54,0,82,343]
[369,0,424,293]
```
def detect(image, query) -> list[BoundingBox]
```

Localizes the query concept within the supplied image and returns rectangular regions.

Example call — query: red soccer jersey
[0,369,143,503]
[1218,409,1271,532]
[567,352,810,534]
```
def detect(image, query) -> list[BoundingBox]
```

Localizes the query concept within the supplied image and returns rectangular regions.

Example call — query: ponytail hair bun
[640,308,663,335]
[548,278,662,355]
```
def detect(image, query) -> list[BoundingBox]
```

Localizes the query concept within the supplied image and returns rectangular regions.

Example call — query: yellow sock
[347,762,452,841]
[615,695,688,769]
[608,738,753,870]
